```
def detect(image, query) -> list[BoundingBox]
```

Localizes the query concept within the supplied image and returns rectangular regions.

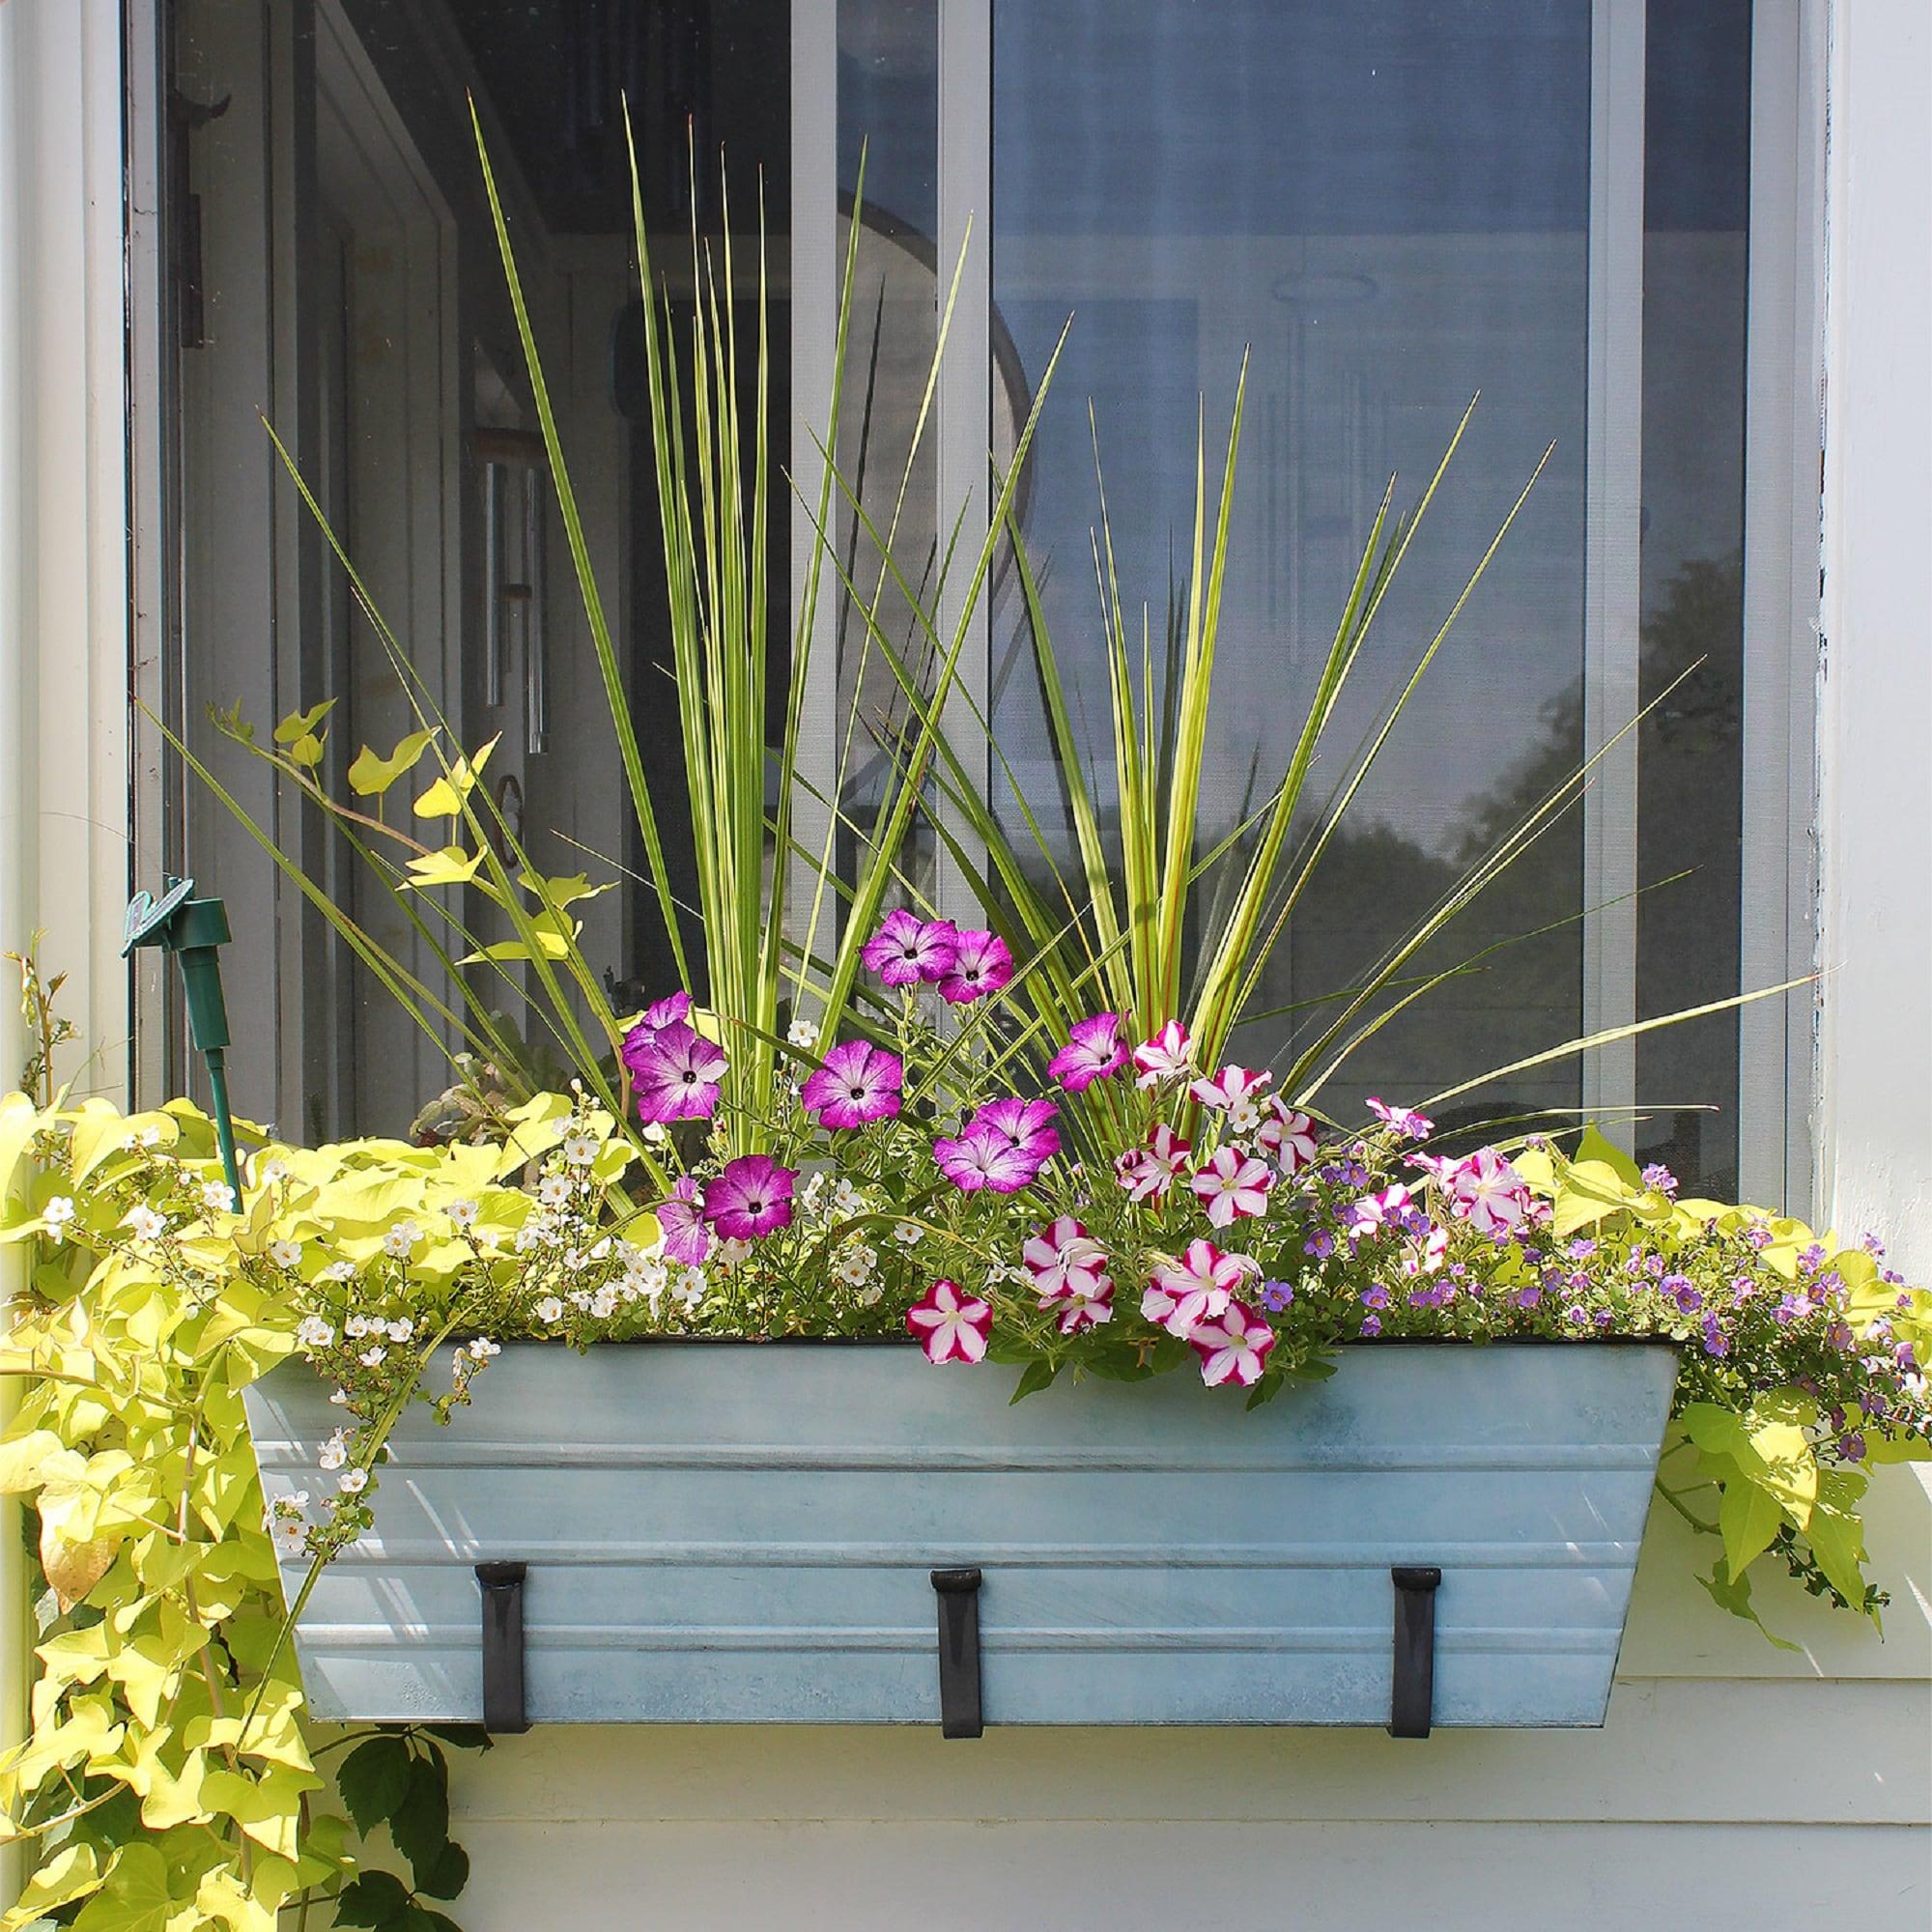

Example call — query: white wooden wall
[0,0,1925,1925]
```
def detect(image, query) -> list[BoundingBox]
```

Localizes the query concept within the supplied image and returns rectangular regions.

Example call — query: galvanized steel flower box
[244,1341,1677,1732]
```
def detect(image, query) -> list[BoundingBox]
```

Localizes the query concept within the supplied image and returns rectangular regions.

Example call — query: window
[143,0,1808,1204]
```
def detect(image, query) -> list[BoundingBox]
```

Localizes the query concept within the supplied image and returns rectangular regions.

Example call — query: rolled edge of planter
[243,1340,1680,1730]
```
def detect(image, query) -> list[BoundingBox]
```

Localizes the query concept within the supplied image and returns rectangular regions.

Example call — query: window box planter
[244,1339,1677,1733]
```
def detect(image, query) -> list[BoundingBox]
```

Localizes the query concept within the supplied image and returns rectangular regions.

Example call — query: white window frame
[115,0,1824,1208]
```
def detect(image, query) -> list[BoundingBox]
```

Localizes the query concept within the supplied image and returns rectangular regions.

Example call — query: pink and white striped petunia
[800,1038,904,1130]
[1051,1275,1114,1334]
[1131,1020,1194,1089]
[1190,1298,1278,1387]
[1190,1145,1275,1228]
[1190,1063,1273,1112]
[1348,1181,1412,1241]
[905,1278,992,1364]
[1442,1147,1531,1237]
[1401,1223,1451,1277]
[1113,1122,1191,1204]
[1257,1099,1321,1175]
[1367,1096,1435,1142]
[1142,1239,1255,1338]
[1047,1012,1128,1092]
[1023,1215,1111,1304]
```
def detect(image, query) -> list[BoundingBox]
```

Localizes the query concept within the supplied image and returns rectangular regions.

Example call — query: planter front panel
[246,1343,1677,1729]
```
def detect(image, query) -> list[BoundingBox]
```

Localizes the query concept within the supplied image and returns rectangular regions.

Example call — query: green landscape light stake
[123,877,243,1205]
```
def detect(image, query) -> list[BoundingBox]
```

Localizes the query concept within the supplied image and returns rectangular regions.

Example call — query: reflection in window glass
[990,0,1594,1136]
[168,0,791,1138]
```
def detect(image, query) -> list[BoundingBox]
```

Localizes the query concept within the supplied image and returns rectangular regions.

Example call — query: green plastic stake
[123,877,243,1206]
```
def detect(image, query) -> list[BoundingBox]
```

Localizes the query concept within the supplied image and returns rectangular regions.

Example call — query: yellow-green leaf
[347,727,436,797]
[3,1844,109,1930]
[272,699,335,747]
[413,736,499,817]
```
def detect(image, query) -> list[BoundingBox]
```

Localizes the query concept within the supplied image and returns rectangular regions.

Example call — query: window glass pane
[990,0,1593,1135]
[167,0,792,1138]
[1635,0,1752,1196]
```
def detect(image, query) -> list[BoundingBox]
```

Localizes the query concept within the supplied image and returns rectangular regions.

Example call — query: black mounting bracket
[1388,1565,1442,1739]
[475,1561,530,1735]
[931,1567,983,1738]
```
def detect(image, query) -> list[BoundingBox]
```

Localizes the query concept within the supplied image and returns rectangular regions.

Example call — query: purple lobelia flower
[1047,1012,1128,1092]
[800,1038,904,1130]
[860,909,958,987]
[938,928,1013,1005]
[628,1019,728,1123]
[703,1154,797,1240]
[655,1176,711,1265]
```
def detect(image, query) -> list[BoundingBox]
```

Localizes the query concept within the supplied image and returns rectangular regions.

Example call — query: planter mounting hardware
[930,1567,983,1738]
[475,1562,530,1735]
[1388,1565,1442,1738]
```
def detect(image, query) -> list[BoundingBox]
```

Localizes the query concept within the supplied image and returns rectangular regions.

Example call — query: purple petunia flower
[970,1096,1061,1167]
[641,989,693,1033]
[628,1019,728,1123]
[1259,1279,1295,1313]
[933,1122,1039,1194]
[1359,1313,1382,1338]
[938,928,1013,1005]
[655,1176,711,1266]
[702,1154,797,1240]
[1047,1012,1128,1092]
[861,909,959,988]
[800,1038,904,1130]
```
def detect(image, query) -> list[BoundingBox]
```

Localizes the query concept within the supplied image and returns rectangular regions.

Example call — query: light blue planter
[244,1341,1677,1731]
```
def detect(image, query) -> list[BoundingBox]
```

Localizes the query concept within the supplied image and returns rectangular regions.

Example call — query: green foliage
[0,1082,483,1932]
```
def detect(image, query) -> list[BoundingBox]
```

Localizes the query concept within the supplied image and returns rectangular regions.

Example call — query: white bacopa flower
[589,1287,618,1319]
[467,1337,501,1360]
[357,1346,387,1369]
[259,1156,291,1185]
[514,1218,548,1254]
[562,1132,599,1168]
[856,1281,885,1308]
[274,1516,306,1552]
[319,1431,349,1471]
[538,1174,574,1208]
[319,1259,355,1283]
[787,1018,818,1048]
[716,1236,753,1270]
[675,1267,706,1309]
[201,1179,238,1213]
[800,1171,828,1211]
[639,1120,668,1146]
[344,1314,370,1340]
[296,1316,334,1350]
[124,1205,165,1242]
[535,1295,564,1323]
[42,1196,75,1241]
[270,1239,303,1269]
[895,1220,924,1247]
[1227,1097,1263,1134]
[386,1317,414,1342]
[830,1178,868,1218]
[446,1198,480,1231]
[630,1256,668,1305]
[382,1220,421,1259]
[327,1386,351,1406]
[338,1467,368,1494]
